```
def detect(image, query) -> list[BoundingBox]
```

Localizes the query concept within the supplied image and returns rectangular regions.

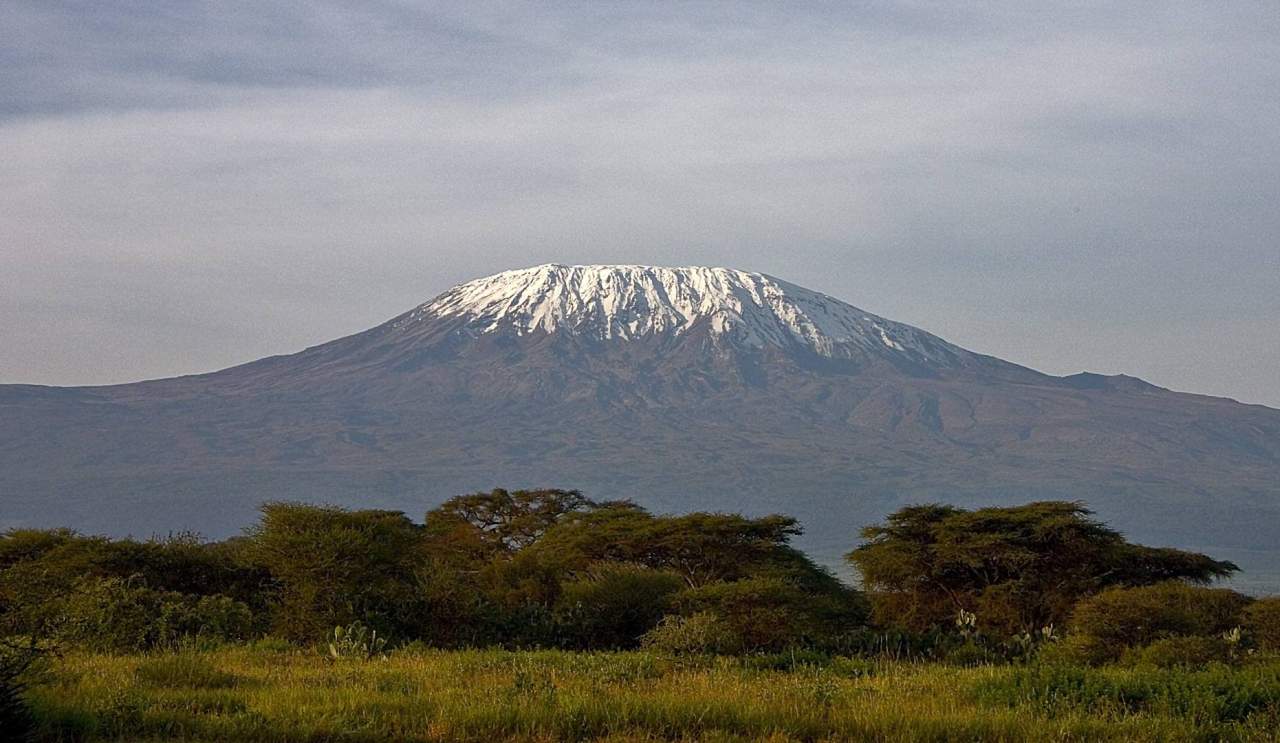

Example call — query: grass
[22,647,1280,742]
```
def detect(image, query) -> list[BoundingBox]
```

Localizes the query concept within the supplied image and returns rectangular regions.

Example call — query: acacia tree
[423,488,596,561]
[527,504,806,587]
[241,503,425,639]
[847,501,1237,635]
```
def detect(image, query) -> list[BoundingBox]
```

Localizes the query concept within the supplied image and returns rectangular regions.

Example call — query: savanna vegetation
[2,493,1277,741]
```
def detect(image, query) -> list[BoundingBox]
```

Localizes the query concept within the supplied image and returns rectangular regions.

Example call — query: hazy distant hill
[4,264,1278,589]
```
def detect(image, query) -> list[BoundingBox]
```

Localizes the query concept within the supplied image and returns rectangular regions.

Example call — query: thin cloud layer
[1,2,1277,405]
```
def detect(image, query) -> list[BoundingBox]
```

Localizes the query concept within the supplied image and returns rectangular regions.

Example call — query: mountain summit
[3,264,1279,588]
[399,264,970,367]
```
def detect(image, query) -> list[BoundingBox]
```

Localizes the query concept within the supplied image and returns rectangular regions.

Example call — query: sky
[2,2,1278,407]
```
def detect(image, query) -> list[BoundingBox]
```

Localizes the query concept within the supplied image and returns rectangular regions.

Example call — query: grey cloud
[0,1,1277,406]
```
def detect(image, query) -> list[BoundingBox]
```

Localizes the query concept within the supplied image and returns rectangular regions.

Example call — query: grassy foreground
[24,648,1280,742]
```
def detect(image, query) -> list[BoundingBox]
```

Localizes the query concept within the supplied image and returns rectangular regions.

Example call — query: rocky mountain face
[3,264,1279,588]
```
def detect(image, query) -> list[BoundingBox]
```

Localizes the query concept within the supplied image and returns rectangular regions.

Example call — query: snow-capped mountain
[3,264,1280,589]
[400,264,968,366]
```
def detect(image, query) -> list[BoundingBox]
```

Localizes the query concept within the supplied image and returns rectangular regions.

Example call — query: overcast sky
[2,2,1277,407]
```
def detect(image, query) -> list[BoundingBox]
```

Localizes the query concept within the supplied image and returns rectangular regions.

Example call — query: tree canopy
[0,494,1252,658]
[241,503,424,639]
[847,501,1237,634]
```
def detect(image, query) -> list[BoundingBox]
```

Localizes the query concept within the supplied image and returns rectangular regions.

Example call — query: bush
[1127,636,1233,669]
[0,531,110,638]
[642,612,740,655]
[1243,597,1280,653]
[55,577,254,652]
[1036,634,1114,666]
[175,595,255,644]
[1067,581,1249,663]
[241,503,424,641]
[670,575,862,653]
[553,563,683,649]
[55,577,158,651]
[409,561,497,648]
[0,529,266,642]
[944,640,1000,667]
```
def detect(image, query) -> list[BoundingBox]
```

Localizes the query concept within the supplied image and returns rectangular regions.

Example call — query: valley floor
[23,648,1280,742]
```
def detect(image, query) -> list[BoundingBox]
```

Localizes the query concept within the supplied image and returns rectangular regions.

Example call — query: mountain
[4,264,1280,589]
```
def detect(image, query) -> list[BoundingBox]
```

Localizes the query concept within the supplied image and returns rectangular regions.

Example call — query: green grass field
[22,647,1280,742]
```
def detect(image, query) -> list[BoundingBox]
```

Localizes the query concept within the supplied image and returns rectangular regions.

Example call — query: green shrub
[55,577,254,652]
[670,575,861,653]
[1067,581,1249,663]
[641,612,740,655]
[55,577,159,651]
[554,563,683,649]
[242,503,424,641]
[1036,634,1114,666]
[409,561,496,648]
[1127,636,1233,669]
[1243,597,1280,653]
[945,640,1000,667]
[158,594,255,649]
[0,531,110,638]
[0,529,266,643]
[489,602,558,649]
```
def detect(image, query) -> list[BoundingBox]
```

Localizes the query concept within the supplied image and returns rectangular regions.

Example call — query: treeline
[1,492,1278,666]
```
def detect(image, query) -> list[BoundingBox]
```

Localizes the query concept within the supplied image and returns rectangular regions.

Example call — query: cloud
[1,1,1277,405]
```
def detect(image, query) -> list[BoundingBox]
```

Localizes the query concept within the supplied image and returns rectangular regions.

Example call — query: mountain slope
[3,264,1279,588]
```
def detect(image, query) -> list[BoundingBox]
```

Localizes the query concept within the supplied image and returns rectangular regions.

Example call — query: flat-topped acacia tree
[847,501,1238,636]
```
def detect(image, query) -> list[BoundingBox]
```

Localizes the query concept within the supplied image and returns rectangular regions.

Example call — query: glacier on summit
[399,264,970,365]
